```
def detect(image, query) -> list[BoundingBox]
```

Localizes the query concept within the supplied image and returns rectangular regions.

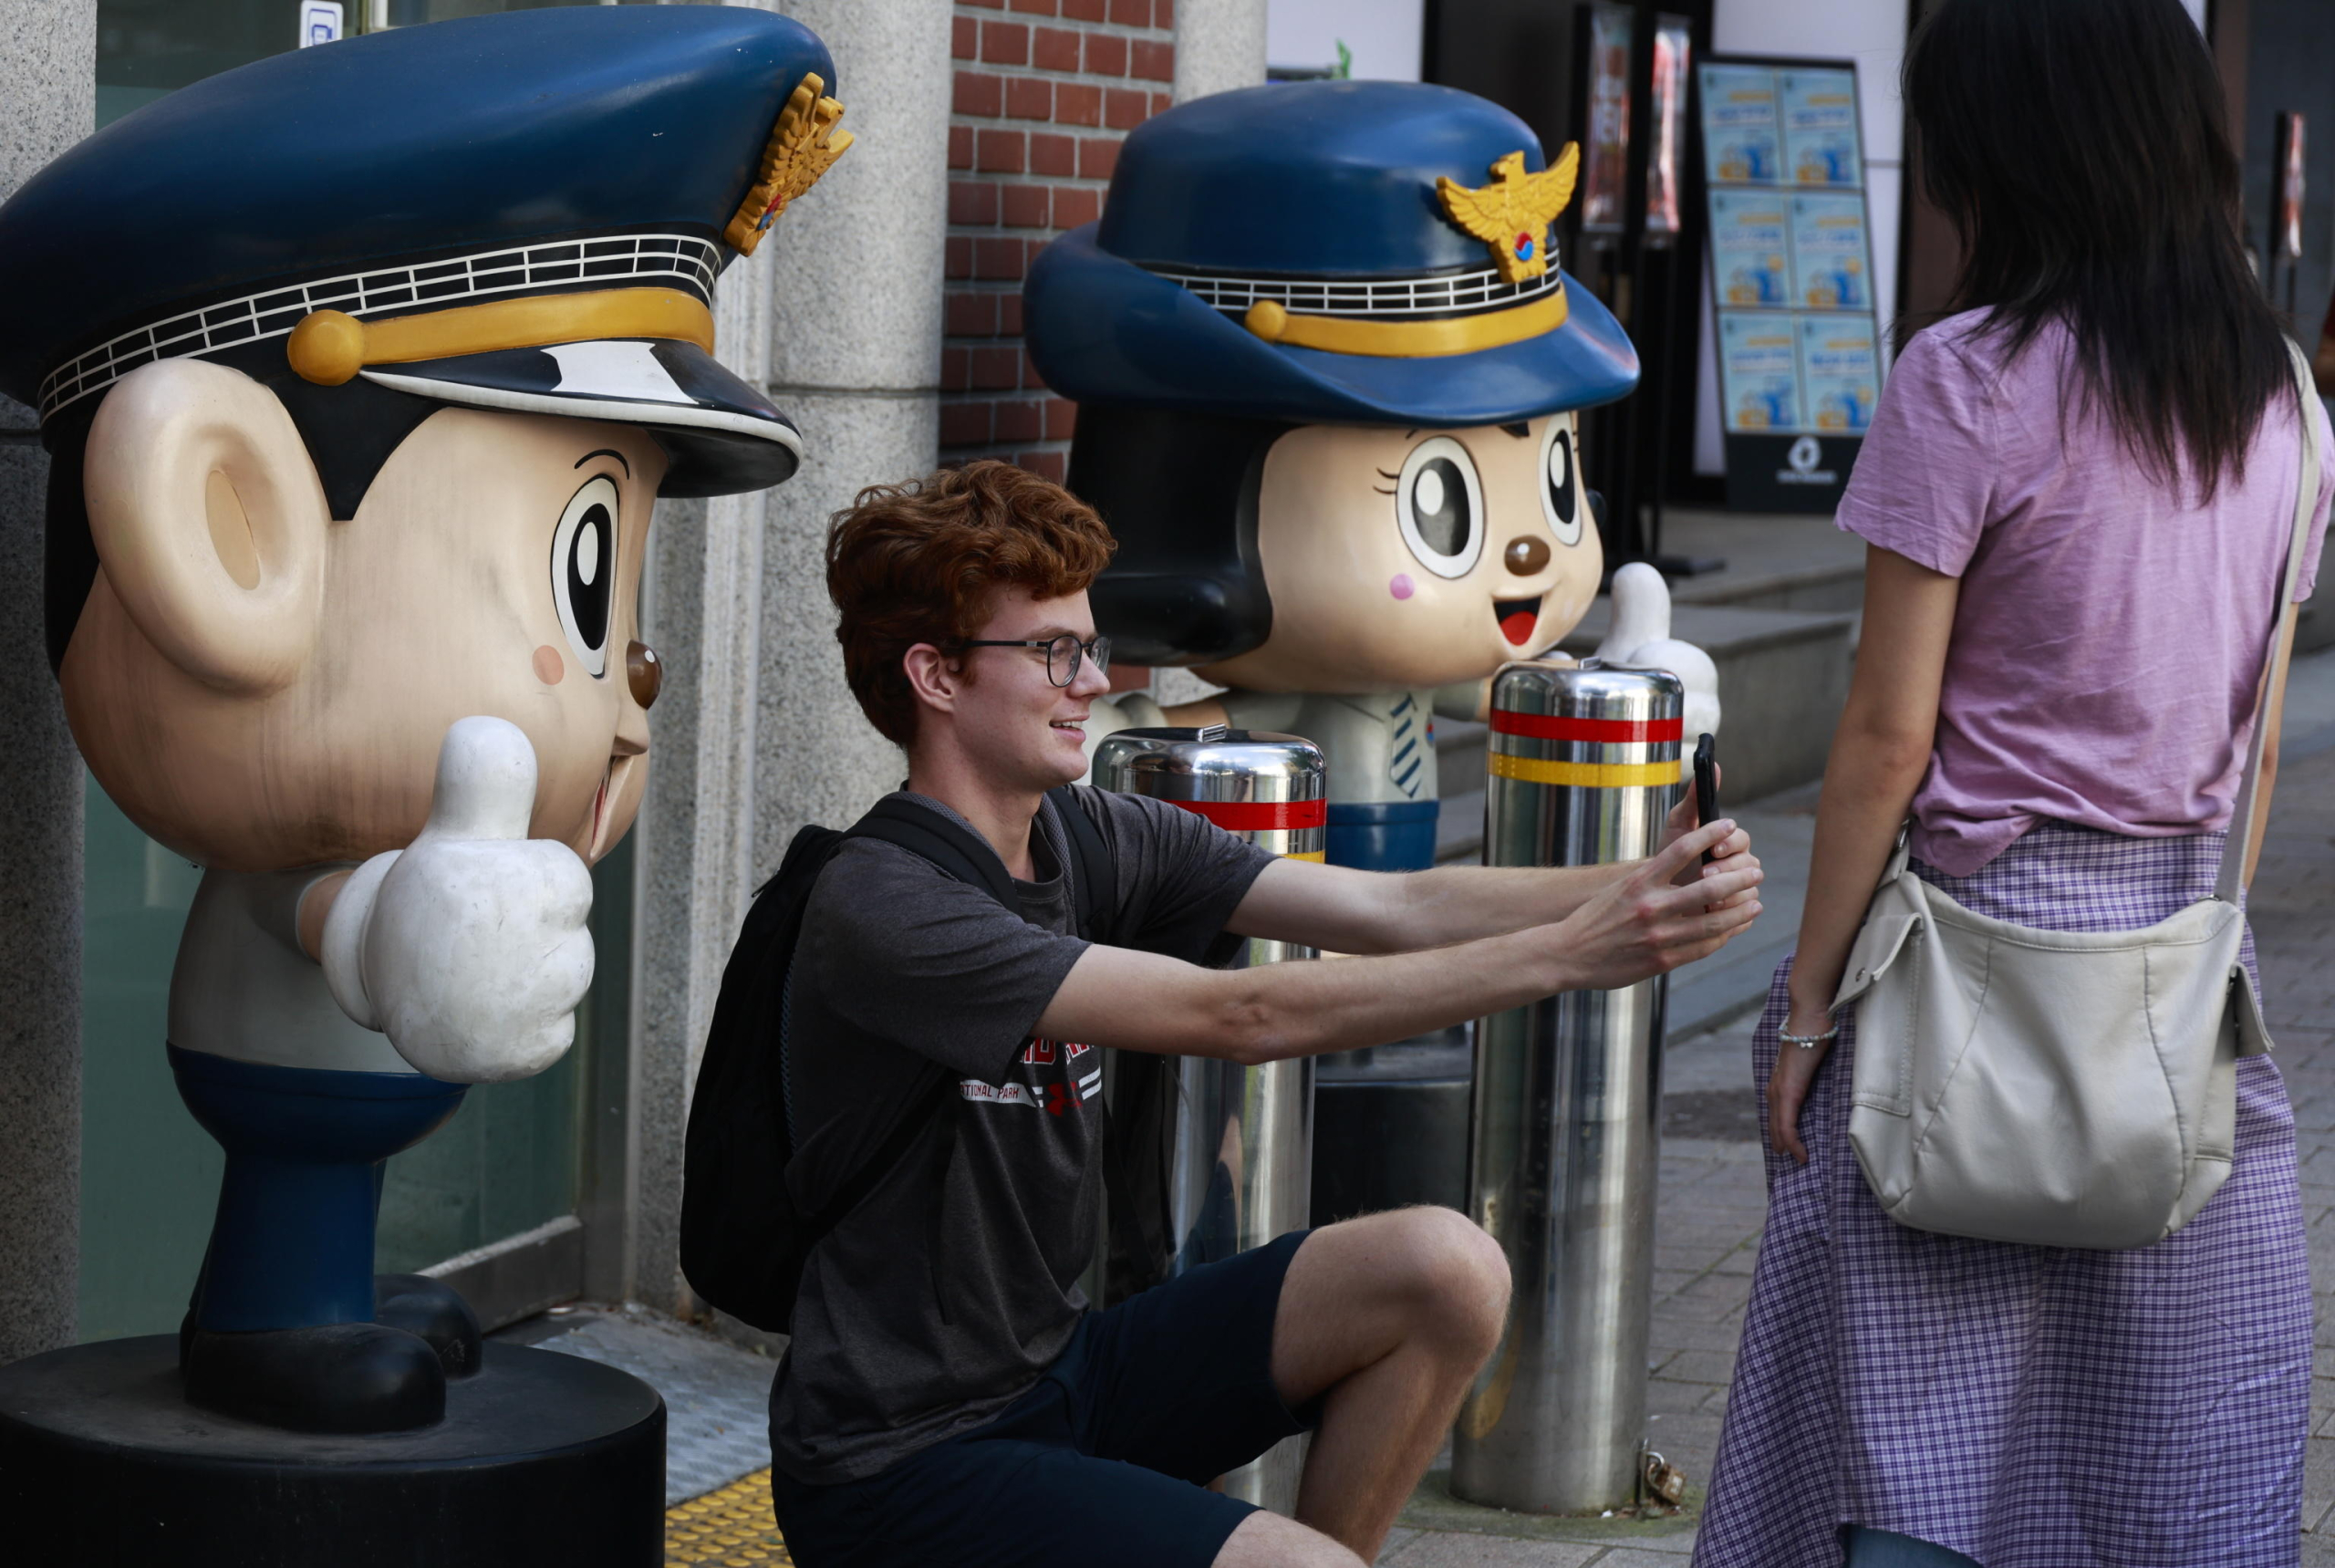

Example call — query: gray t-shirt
[767,786,1273,1484]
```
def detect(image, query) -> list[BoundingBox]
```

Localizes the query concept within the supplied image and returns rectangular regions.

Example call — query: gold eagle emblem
[1436,145,1581,285]
[724,72,854,256]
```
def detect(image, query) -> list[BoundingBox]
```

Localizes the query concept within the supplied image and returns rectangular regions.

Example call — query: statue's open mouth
[1495,597,1542,648]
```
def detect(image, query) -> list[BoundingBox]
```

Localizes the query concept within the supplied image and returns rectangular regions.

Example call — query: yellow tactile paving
[665,1469,792,1566]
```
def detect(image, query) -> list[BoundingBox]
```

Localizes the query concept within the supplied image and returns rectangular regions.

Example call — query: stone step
[1667,554,1864,616]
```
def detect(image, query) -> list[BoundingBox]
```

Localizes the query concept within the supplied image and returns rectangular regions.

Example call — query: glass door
[77,776,626,1338]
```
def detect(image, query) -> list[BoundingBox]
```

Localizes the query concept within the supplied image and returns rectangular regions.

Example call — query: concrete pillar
[752,0,949,869]
[626,0,949,1318]
[0,0,94,1364]
[1174,0,1269,103]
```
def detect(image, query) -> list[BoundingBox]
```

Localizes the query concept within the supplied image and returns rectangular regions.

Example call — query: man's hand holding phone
[1548,819,1763,992]
[1664,740,1752,890]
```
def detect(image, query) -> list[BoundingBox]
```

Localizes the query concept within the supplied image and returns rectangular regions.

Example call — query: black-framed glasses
[952,632,1112,688]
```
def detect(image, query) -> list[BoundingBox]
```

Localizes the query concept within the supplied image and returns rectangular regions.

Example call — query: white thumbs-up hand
[1594,562,1722,741]
[320,716,595,1084]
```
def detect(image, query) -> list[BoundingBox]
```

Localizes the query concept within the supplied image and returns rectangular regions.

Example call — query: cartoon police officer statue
[0,8,845,1435]
[1028,82,1718,872]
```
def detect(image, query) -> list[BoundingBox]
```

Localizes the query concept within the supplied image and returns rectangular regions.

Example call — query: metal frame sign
[1698,55,1882,511]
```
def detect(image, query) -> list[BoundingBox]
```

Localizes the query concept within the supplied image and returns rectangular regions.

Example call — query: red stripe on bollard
[1166,797,1329,831]
[1489,710,1684,743]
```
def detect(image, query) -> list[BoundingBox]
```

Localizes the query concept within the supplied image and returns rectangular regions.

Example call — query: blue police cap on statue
[1025,81,1638,427]
[0,5,851,495]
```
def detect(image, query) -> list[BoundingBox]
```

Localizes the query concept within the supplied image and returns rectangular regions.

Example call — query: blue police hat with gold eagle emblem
[1025,80,1638,426]
[0,5,848,497]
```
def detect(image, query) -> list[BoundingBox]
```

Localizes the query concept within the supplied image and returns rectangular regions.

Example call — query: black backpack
[679,786,1178,1333]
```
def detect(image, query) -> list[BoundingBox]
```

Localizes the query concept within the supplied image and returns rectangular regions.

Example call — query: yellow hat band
[1241,286,1569,360]
[285,286,716,387]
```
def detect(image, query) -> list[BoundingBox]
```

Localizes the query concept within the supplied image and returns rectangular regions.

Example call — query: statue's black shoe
[182,1322,445,1433]
[375,1273,484,1378]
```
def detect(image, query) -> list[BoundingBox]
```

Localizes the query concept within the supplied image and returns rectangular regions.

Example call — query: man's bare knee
[1369,1206,1510,1357]
[1210,1508,1366,1568]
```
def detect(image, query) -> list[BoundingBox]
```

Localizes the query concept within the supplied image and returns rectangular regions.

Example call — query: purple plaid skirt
[1694,823,2311,1568]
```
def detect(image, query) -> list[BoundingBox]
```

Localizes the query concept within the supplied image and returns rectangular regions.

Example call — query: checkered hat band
[38,232,723,420]
[1145,261,1562,320]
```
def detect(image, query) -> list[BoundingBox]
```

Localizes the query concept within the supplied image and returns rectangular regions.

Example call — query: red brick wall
[942,0,1177,483]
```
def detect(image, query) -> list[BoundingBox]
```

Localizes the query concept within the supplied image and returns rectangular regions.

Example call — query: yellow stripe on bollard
[1488,753,1684,788]
[1282,849,1327,863]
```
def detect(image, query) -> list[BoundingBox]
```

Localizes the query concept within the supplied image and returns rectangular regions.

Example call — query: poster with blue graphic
[1710,190,1791,307]
[1700,65,1781,184]
[1700,55,1882,508]
[1718,312,1804,433]
[1788,192,1871,310]
[1797,314,1880,433]
[1780,68,1862,187]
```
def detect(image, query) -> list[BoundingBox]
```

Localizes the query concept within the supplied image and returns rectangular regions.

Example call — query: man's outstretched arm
[1037,818,1759,1064]
[1223,792,1756,956]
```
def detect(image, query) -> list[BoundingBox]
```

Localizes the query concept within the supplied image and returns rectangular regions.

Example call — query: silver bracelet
[1779,1023,1839,1050]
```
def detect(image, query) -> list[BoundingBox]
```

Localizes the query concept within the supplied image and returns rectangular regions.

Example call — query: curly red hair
[826,462,1117,746]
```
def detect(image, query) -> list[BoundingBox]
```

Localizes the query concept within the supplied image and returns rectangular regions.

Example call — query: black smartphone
[1693,733,1719,865]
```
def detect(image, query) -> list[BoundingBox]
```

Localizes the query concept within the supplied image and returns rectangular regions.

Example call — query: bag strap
[854,795,1020,908]
[2215,337,2322,902]
[1046,784,1116,943]
[772,799,1015,1282]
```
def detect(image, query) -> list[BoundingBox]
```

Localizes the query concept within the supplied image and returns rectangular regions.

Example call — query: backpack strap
[1047,784,1116,943]
[766,802,1008,1311]
[1043,786,1174,1295]
[853,795,1019,907]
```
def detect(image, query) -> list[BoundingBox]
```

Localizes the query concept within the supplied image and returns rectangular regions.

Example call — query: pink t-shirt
[1836,309,2334,875]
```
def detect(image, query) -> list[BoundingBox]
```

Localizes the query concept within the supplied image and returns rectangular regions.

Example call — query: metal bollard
[1092,725,1323,1512]
[1453,660,1686,1514]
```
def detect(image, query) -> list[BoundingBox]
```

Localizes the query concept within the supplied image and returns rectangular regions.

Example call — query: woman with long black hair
[1694,2,2331,1564]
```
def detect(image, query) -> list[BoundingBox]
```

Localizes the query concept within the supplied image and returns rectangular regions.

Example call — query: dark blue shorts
[771,1230,1318,1568]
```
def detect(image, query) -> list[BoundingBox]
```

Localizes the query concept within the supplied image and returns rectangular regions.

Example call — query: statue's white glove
[1594,562,1722,741]
[320,716,595,1084]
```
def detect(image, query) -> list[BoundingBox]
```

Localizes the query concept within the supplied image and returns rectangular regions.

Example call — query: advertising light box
[1698,55,1884,511]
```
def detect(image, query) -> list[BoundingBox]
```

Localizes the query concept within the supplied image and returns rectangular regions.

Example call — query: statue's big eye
[1541,414,1583,546]
[1394,436,1485,579]
[552,475,617,678]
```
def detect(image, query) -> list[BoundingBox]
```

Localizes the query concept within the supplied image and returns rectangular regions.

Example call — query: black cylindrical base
[1311,1027,1473,1224]
[0,1336,665,1566]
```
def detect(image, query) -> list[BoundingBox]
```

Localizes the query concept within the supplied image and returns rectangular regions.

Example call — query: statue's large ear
[82,358,328,692]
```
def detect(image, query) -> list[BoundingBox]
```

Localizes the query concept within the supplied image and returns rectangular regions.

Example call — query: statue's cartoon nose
[1504,535,1551,576]
[628,641,663,709]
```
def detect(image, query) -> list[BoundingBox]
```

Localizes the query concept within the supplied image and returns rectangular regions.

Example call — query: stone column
[752,0,949,870]
[0,0,94,1364]
[1174,0,1268,104]
[625,0,950,1319]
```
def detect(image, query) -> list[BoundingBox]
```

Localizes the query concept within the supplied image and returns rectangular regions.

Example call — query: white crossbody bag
[1829,340,2319,1251]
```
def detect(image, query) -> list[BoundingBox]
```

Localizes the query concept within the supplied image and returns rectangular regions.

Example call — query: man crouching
[766,462,1761,1566]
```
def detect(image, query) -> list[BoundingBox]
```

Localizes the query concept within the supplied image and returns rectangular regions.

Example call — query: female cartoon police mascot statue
[0,4,843,1469]
[1026,82,1718,872]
